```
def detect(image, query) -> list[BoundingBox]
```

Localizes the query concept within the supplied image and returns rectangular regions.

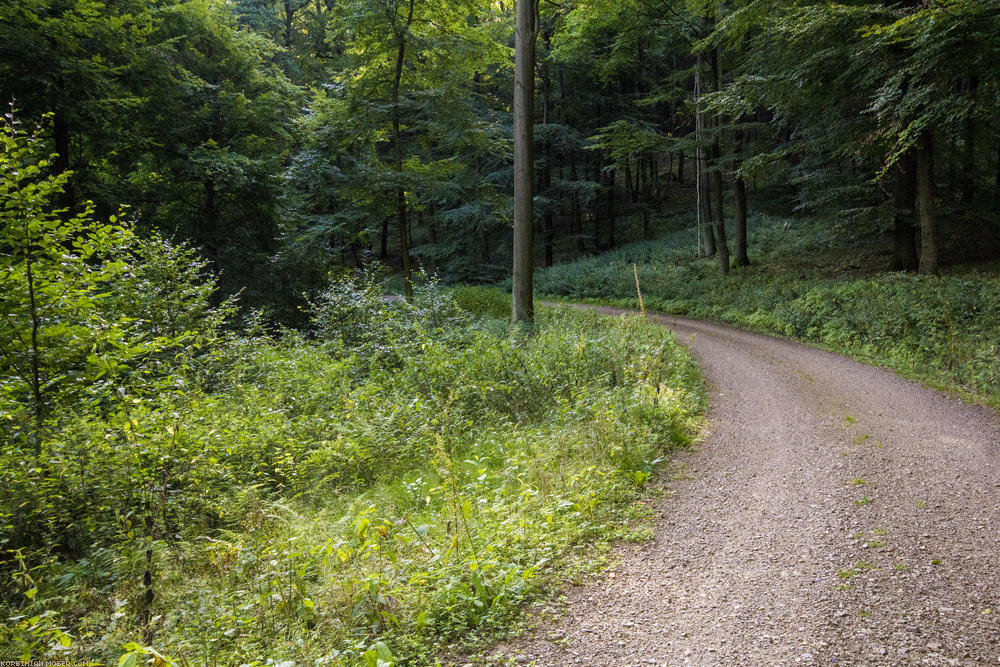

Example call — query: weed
[839,560,875,580]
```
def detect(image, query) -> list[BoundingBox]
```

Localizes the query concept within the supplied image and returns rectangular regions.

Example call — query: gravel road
[493,307,1000,666]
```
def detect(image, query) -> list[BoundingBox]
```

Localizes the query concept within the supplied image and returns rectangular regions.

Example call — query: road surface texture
[494,306,1000,666]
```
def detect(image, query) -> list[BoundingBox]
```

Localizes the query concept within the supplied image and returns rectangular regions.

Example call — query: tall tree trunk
[733,130,750,266]
[607,168,617,248]
[891,150,918,271]
[960,82,977,206]
[570,149,585,253]
[624,159,634,202]
[677,152,685,185]
[203,178,218,261]
[641,157,650,202]
[916,133,938,275]
[733,175,750,266]
[53,108,72,212]
[701,174,716,257]
[710,45,730,274]
[283,0,294,48]
[590,157,603,251]
[380,217,389,259]
[695,56,715,258]
[392,0,415,300]
[710,166,729,273]
[960,115,979,206]
[512,0,538,325]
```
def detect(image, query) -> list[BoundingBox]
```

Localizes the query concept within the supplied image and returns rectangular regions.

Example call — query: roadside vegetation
[1,128,703,663]
[535,214,1000,407]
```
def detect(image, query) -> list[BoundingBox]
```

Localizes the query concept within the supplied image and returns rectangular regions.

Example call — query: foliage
[124,0,301,307]
[0,117,234,614]
[0,114,231,440]
[1,267,703,663]
[451,285,514,321]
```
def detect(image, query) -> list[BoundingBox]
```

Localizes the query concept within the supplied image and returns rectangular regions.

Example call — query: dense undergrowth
[535,214,1000,406]
[1,269,703,664]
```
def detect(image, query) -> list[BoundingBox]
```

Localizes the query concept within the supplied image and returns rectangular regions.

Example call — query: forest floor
[485,305,1000,666]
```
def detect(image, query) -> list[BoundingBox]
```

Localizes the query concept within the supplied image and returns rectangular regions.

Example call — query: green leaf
[356,516,370,540]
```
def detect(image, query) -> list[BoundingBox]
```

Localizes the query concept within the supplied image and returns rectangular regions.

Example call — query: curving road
[497,306,1000,666]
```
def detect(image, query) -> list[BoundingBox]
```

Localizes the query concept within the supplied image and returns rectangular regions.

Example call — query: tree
[0,113,95,434]
[512,0,540,326]
[0,0,154,211]
[1,113,227,440]
[124,0,301,303]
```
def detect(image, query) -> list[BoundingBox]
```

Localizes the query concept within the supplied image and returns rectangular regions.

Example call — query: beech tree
[512,0,540,326]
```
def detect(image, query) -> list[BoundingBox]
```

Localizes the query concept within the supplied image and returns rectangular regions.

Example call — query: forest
[2,0,999,664]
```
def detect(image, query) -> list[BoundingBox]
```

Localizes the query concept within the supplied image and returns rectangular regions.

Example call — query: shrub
[1,296,703,664]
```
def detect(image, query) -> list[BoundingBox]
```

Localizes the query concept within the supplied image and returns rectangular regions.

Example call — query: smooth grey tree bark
[512,0,539,326]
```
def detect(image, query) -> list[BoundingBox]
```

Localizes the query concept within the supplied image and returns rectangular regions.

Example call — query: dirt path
[493,307,1000,666]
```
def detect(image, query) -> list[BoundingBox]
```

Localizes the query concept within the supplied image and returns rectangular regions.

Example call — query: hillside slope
[535,215,1000,407]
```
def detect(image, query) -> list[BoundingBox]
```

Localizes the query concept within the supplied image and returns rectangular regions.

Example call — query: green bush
[1,117,234,568]
[1,267,703,663]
